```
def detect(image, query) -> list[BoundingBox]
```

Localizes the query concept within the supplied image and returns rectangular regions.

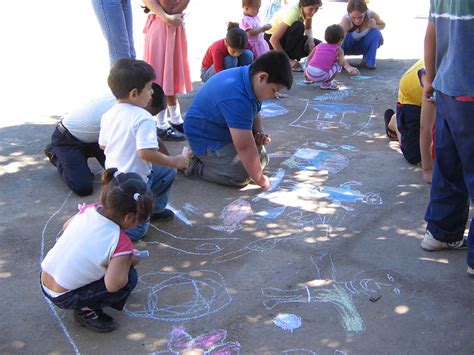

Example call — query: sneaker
[151,208,174,221]
[157,126,186,141]
[467,266,474,278]
[44,144,57,166]
[420,230,467,251]
[184,156,201,179]
[170,122,184,133]
[73,309,117,333]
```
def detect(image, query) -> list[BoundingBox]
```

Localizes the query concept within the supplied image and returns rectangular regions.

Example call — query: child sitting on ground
[240,0,272,59]
[305,24,360,90]
[99,59,191,241]
[184,51,293,189]
[384,59,436,183]
[41,168,153,333]
[200,22,254,82]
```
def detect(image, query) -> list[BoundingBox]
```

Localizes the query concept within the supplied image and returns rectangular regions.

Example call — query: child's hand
[423,168,433,184]
[368,19,377,28]
[258,175,271,190]
[174,146,192,170]
[131,251,141,266]
[166,13,184,26]
[346,66,360,76]
[254,131,271,145]
[262,24,272,31]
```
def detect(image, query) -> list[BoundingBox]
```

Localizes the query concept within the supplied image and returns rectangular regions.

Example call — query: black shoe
[44,144,57,166]
[170,123,184,133]
[151,208,175,221]
[73,309,117,333]
[157,126,186,141]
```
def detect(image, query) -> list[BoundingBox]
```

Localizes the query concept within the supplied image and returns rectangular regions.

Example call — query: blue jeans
[200,50,254,82]
[342,28,383,68]
[91,0,136,66]
[51,125,105,196]
[41,267,137,311]
[125,165,177,241]
[424,92,474,267]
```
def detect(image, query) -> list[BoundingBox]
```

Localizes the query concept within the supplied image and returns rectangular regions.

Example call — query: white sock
[156,109,170,130]
[168,104,184,125]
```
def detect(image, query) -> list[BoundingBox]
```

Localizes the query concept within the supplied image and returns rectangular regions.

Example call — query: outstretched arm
[230,128,270,189]
[337,48,360,75]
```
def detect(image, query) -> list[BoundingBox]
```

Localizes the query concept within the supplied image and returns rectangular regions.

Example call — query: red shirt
[202,39,229,73]
[201,39,253,73]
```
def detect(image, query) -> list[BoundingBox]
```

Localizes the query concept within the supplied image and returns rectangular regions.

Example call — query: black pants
[50,123,105,196]
[264,21,321,60]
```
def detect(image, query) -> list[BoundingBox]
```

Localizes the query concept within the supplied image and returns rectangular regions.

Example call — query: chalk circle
[124,270,231,322]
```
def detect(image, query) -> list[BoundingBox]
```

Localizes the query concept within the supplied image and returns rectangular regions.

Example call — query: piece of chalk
[135,250,149,258]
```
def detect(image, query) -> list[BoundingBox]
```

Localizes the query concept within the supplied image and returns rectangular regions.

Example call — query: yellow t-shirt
[265,4,304,35]
[397,59,425,106]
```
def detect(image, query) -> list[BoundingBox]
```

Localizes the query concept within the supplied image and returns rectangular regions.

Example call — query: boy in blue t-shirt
[184,51,293,190]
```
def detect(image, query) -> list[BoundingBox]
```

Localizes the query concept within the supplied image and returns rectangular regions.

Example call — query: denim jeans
[200,50,254,82]
[125,165,177,241]
[91,0,136,66]
[424,92,474,267]
[342,28,383,68]
[41,267,138,311]
[51,126,105,196]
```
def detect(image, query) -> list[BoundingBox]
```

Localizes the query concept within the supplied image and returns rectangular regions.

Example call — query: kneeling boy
[184,51,292,189]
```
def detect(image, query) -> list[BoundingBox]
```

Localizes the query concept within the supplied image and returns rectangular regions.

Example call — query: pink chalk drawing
[153,326,240,354]
[210,198,253,233]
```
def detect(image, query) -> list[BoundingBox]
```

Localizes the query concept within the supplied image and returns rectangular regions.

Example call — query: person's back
[398,59,425,107]
[308,42,339,72]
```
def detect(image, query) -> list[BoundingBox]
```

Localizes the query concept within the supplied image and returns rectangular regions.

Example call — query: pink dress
[143,12,192,96]
[240,15,270,58]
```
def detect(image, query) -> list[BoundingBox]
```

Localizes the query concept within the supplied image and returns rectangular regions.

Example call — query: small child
[41,168,153,333]
[200,22,255,82]
[305,24,360,90]
[240,0,272,59]
[99,59,192,241]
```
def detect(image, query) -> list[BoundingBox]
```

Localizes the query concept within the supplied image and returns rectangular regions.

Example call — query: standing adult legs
[91,0,136,65]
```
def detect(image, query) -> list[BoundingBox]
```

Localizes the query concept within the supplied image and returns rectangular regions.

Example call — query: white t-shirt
[41,204,133,291]
[62,94,117,143]
[99,103,158,181]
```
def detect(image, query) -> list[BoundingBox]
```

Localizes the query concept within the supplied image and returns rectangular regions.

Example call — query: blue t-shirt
[184,66,261,155]
[430,0,474,96]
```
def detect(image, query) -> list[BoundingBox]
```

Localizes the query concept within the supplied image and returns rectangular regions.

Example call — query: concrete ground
[1,1,474,354]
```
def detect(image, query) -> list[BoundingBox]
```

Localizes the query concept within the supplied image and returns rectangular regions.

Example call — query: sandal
[320,80,339,90]
[384,109,397,140]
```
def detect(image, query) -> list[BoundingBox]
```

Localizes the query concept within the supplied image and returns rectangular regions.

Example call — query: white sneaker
[467,267,474,277]
[420,230,467,251]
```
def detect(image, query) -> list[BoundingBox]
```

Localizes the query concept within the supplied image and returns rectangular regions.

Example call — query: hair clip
[113,170,121,178]
[133,193,141,201]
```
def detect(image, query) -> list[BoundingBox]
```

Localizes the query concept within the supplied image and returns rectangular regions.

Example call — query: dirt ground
[1,1,474,354]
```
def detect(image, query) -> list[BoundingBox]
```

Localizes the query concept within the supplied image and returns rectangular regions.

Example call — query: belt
[57,121,68,135]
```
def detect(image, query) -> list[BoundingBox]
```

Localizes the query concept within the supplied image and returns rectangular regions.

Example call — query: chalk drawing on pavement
[282,148,349,174]
[290,101,374,136]
[273,313,302,332]
[153,326,240,354]
[261,101,289,118]
[124,270,232,322]
[210,198,253,233]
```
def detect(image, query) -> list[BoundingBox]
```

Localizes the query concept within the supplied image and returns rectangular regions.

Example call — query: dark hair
[150,83,166,111]
[242,0,259,6]
[226,22,248,50]
[324,24,344,44]
[347,0,368,13]
[100,168,153,224]
[299,0,322,7]
[108,59,156,99]
[250,51,293,90]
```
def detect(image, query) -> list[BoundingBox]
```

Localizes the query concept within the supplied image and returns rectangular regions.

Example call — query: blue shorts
[396,103,421,165]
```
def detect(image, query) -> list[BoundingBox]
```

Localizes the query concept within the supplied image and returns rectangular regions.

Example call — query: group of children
[42,0,473,336]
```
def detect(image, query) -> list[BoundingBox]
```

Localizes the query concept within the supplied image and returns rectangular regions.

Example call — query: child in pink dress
[305,24,360,90]
[240,0,272,59]
[143,0,192,141]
